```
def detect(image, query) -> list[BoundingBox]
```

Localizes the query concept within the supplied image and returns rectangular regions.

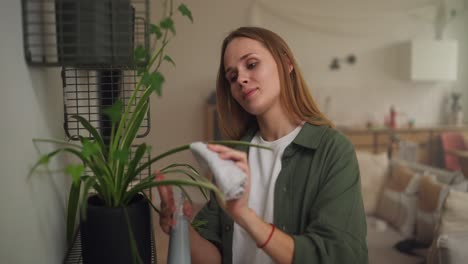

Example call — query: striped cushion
[376,164,420,237]
[415,176,449,245]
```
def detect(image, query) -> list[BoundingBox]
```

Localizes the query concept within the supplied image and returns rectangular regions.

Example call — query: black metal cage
[62,65,150,141]
[22,0,149,67]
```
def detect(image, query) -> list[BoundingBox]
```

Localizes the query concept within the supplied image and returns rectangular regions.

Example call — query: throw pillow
[427,188,468,264]
[356,151,389,215]
[415,176,449,245]
[439,188,468,233]
[375,163,420,237]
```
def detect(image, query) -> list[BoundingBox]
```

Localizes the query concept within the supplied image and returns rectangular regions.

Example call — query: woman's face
[223,37,282,117]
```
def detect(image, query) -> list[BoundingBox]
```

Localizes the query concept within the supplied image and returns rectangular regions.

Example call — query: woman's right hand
[154,172,193,235]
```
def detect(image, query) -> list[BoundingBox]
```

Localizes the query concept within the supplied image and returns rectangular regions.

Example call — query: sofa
[357,151,468,264]
[152,151,468,264]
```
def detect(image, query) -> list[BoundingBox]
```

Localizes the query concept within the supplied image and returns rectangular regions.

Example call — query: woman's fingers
[154,172,176,234]
[183,200,194,219]
[159,200,174,234]
[207,143,232,153]
[208,144,247,162]
[235,160,249,174]
[219,150,247,162]
[160,214,174,234]
[155,173,175,209]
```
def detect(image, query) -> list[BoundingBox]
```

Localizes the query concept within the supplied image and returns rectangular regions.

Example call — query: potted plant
[30,1,261,263]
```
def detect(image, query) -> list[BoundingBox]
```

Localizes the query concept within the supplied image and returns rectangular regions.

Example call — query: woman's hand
[155,173,223,264]
[154,173,193,235]
[207,144,251,223]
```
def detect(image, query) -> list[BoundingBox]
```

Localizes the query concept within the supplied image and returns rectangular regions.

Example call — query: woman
[157,27,368,264]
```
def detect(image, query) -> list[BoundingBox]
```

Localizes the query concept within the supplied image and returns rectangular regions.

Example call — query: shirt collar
[239,122,327,150]
[292,122,327,150]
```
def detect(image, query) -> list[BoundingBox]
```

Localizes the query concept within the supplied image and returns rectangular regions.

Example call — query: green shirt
[194,123,368,263]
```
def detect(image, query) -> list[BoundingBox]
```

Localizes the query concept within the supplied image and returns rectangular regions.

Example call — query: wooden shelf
[340,126,468,167]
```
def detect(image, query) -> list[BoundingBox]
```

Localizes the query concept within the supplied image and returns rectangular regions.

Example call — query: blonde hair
[216,27,333,140]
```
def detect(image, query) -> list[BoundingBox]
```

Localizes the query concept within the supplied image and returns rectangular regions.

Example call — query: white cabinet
[410,39,458,81]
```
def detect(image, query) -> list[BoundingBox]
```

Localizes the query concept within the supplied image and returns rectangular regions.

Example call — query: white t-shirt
[232,125,303,264]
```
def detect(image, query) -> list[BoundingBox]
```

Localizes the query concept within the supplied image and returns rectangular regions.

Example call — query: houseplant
[30,1,264,263]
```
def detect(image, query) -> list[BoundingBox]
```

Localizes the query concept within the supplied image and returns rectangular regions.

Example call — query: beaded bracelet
[257,223,275,249]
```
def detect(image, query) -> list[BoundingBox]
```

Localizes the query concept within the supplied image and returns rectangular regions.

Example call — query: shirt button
[283,186,287,192]
[224,224,231,232]
[282,225,287,232]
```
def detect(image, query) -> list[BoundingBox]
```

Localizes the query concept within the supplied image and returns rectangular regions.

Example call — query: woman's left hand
[207,144,251,222]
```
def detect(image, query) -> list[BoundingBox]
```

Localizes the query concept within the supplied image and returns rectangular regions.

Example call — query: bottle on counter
[389,105,397,129]
[450,92,464,126]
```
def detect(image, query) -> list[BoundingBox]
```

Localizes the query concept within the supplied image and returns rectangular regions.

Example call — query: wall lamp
[329,54,357,70]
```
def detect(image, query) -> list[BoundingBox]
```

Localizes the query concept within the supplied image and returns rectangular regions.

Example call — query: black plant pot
[80,194,152,264]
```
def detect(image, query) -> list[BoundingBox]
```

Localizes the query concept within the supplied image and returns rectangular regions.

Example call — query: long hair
[216,27,333,140]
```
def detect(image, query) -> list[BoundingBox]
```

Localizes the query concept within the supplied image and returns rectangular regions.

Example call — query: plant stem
[133,144,191,177]
[33,138,82,148]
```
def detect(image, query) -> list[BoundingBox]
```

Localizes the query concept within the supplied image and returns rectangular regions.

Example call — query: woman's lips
[243,88,258,100]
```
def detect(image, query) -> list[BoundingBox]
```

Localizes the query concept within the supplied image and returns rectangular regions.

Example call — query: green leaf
[163,55,176,67]
[29,149,63,178]
[160,166,209,200]
[65,164,85,187]
[38,154,51,165]
[152,72,164,96]
[79,177,96,222]
[178,4,193,23]
[141,72,150,87]
[160,17,176,35]
[124,179,224,205]
[149,24,163,39]
[82,140,100,159]
[146,145,152,155]
[66,181,81,246]
[137,67,145,77]
[114,149,129,164]
[133,141,271,179]
[124,144,147,187]
[133,144,191,178]
[103,100,123,124]
[119,102,149,165]
[208,140,273,151]
[70,115,106,156]
[161,163,200,175]
[192,220,207,233]
[133,45,147,61]
[142,72,164,96]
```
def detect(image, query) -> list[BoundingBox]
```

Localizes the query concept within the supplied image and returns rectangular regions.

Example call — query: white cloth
[190,142,247,200]
[233,125,302,264]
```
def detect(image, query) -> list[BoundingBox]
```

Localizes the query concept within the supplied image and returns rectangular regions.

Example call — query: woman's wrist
[236,207,258,229]
[236,209,280,253]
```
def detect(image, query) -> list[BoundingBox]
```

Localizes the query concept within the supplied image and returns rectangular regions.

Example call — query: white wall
[0,1,68,263]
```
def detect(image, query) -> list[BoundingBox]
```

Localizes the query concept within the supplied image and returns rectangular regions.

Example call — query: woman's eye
[229,75,237,83]
[247,62,257,69]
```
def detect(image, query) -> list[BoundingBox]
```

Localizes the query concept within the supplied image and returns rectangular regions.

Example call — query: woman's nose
[237,71,249,85]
